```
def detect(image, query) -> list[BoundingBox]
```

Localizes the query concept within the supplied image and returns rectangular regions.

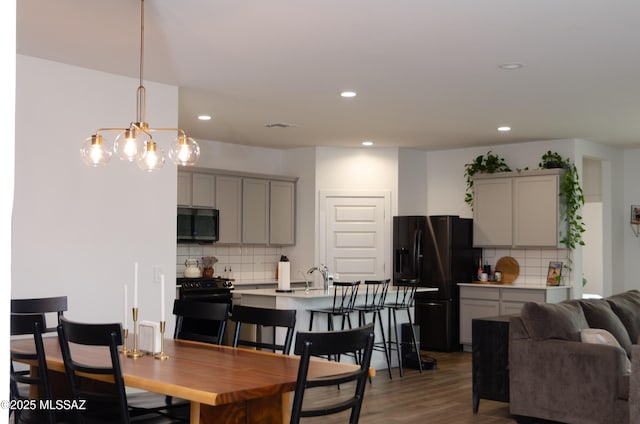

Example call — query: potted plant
[538,150,586,251]
[464,151,511,208]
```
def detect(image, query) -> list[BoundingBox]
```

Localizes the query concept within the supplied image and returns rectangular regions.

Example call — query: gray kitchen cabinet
[269,180,295,245]
[177,171,215,208]
[192,173,215,208]
[242,178,270,244]
[473,169,565,248]
[216,175,242,244]
[458,284,570,350]
[177,171,192,206]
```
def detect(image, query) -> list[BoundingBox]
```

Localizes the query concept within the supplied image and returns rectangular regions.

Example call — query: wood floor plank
[300,351,518,423]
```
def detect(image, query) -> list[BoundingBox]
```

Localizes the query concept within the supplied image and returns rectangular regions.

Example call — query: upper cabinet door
[269,181,295,245]
[242,178,270,244]
[192,173,215,208]
[473,177,512,247]
[216,176,242,244]
[177,172,192,206]
[513,174,560,247]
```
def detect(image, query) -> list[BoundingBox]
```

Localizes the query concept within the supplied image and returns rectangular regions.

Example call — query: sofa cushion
[607,290,640,343]
[580,328,631,373]
[520,301,589,341]
[579,299,633,356]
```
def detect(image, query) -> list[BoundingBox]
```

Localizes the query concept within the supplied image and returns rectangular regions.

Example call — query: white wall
[623,148,640,292]
[398,148,428,215]
[3,0,15,406]
[195,139,285,176]
[14,56,178,330]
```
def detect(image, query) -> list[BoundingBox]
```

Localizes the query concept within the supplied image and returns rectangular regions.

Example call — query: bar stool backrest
[331,281,361,312]
[362,279,391,309]
[389,278,418,307]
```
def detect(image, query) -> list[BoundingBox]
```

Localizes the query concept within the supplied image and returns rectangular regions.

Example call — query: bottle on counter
[228,266,234,281]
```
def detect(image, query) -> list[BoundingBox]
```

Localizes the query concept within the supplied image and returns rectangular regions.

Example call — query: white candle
[160,273,165,322]
[123,284,128,329]
[133,262,139,308]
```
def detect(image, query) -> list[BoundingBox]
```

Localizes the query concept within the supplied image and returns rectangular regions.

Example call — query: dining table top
[11,335,363,407]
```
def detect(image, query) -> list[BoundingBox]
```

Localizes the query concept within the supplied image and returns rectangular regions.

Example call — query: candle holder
[120,328,129,354]
[154,321,169,360]
[126,307,144,358]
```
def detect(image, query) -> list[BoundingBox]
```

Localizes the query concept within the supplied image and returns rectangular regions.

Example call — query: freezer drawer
[415,299,461,352]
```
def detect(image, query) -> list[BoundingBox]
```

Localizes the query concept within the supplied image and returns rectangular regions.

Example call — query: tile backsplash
[481,248,570,286]
[177,245,284,282]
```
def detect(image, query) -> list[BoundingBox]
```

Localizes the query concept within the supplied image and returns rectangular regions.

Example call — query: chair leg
[309,311,315,331]
[406,308,423,373]
[375,309,393,379]
[389,307,404,377]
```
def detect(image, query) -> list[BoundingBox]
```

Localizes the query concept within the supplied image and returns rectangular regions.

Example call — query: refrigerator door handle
[414,229,424,281]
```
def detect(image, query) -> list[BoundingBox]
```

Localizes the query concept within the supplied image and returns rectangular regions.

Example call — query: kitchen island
[233,286,437,371]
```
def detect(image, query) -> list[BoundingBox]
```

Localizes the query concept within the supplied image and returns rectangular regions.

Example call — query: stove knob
[195,282,201,288]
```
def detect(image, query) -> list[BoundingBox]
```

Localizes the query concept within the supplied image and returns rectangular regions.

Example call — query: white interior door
[319,191,391,282]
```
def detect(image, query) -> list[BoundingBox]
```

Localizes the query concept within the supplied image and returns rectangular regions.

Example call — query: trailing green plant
[539,150,586,251]
[464,151,511,208]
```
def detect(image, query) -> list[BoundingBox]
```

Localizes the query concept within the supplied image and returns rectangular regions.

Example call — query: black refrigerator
[393,215,480,351]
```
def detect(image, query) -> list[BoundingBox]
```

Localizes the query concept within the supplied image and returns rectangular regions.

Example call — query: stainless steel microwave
[177,208,219,243]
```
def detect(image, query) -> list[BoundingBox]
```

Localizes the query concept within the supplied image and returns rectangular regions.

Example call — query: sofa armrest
[510,336,628,424]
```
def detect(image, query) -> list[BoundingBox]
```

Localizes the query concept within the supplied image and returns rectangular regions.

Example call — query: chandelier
[80,0,200,172]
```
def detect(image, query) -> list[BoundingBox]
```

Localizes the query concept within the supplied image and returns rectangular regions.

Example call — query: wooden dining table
[11,335,365,424]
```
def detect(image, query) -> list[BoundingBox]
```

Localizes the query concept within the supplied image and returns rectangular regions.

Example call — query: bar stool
[354,279,393,379]
[384,278,422,377]
[308,281,360,331]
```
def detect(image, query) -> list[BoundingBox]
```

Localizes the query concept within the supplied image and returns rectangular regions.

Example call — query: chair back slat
[231,305,297,354]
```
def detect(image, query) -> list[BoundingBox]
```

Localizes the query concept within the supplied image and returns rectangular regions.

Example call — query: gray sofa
[509,289,640,424]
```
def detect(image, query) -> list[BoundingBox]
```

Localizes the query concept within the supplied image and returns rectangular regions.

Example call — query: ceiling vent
[264,122,298,129]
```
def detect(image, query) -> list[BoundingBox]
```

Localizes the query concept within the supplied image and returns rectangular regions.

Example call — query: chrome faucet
[307,264,330,292]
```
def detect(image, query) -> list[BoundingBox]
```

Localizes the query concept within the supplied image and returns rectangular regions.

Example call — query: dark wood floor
[302,350,517,424]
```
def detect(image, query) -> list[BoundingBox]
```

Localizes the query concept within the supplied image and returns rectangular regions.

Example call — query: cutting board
[495,256,519,284]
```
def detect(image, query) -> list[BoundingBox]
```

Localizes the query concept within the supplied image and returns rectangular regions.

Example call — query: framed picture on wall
[546,261,563,286]
[631,205,640,225]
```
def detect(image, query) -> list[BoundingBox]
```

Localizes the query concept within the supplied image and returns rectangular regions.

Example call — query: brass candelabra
[126,307,144,358]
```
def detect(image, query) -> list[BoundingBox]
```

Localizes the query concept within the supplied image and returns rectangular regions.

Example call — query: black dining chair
[173,299,230,344]
[384,278,422,377]
[290,324,375,424]
[354,279,392,379]
[160,299,232,412]
[231,305,297,354]
[10,313,55,424]
[10,296,68,424]
[57,317,131,424]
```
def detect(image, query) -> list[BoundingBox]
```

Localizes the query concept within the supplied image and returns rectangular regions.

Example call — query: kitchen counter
[233,286,437,371]
[458,282,571,351]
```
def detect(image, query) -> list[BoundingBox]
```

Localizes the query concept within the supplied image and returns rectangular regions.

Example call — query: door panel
[321,193,389,282]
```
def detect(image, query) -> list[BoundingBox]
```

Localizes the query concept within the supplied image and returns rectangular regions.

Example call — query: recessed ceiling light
[499,63,523,70]
[497,126,511,132]
[362,140,374,146]
[198,115,212,121]
[340,91,357,98]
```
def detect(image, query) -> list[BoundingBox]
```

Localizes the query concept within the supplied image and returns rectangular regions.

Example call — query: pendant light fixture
[80,0,200,172]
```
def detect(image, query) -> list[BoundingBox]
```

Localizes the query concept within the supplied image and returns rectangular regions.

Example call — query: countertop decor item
[184,258,202,278]
[494,256,519,284]
[80,0,199,171]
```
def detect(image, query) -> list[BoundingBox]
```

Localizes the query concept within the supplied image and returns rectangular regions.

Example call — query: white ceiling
[16,0,640,150]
